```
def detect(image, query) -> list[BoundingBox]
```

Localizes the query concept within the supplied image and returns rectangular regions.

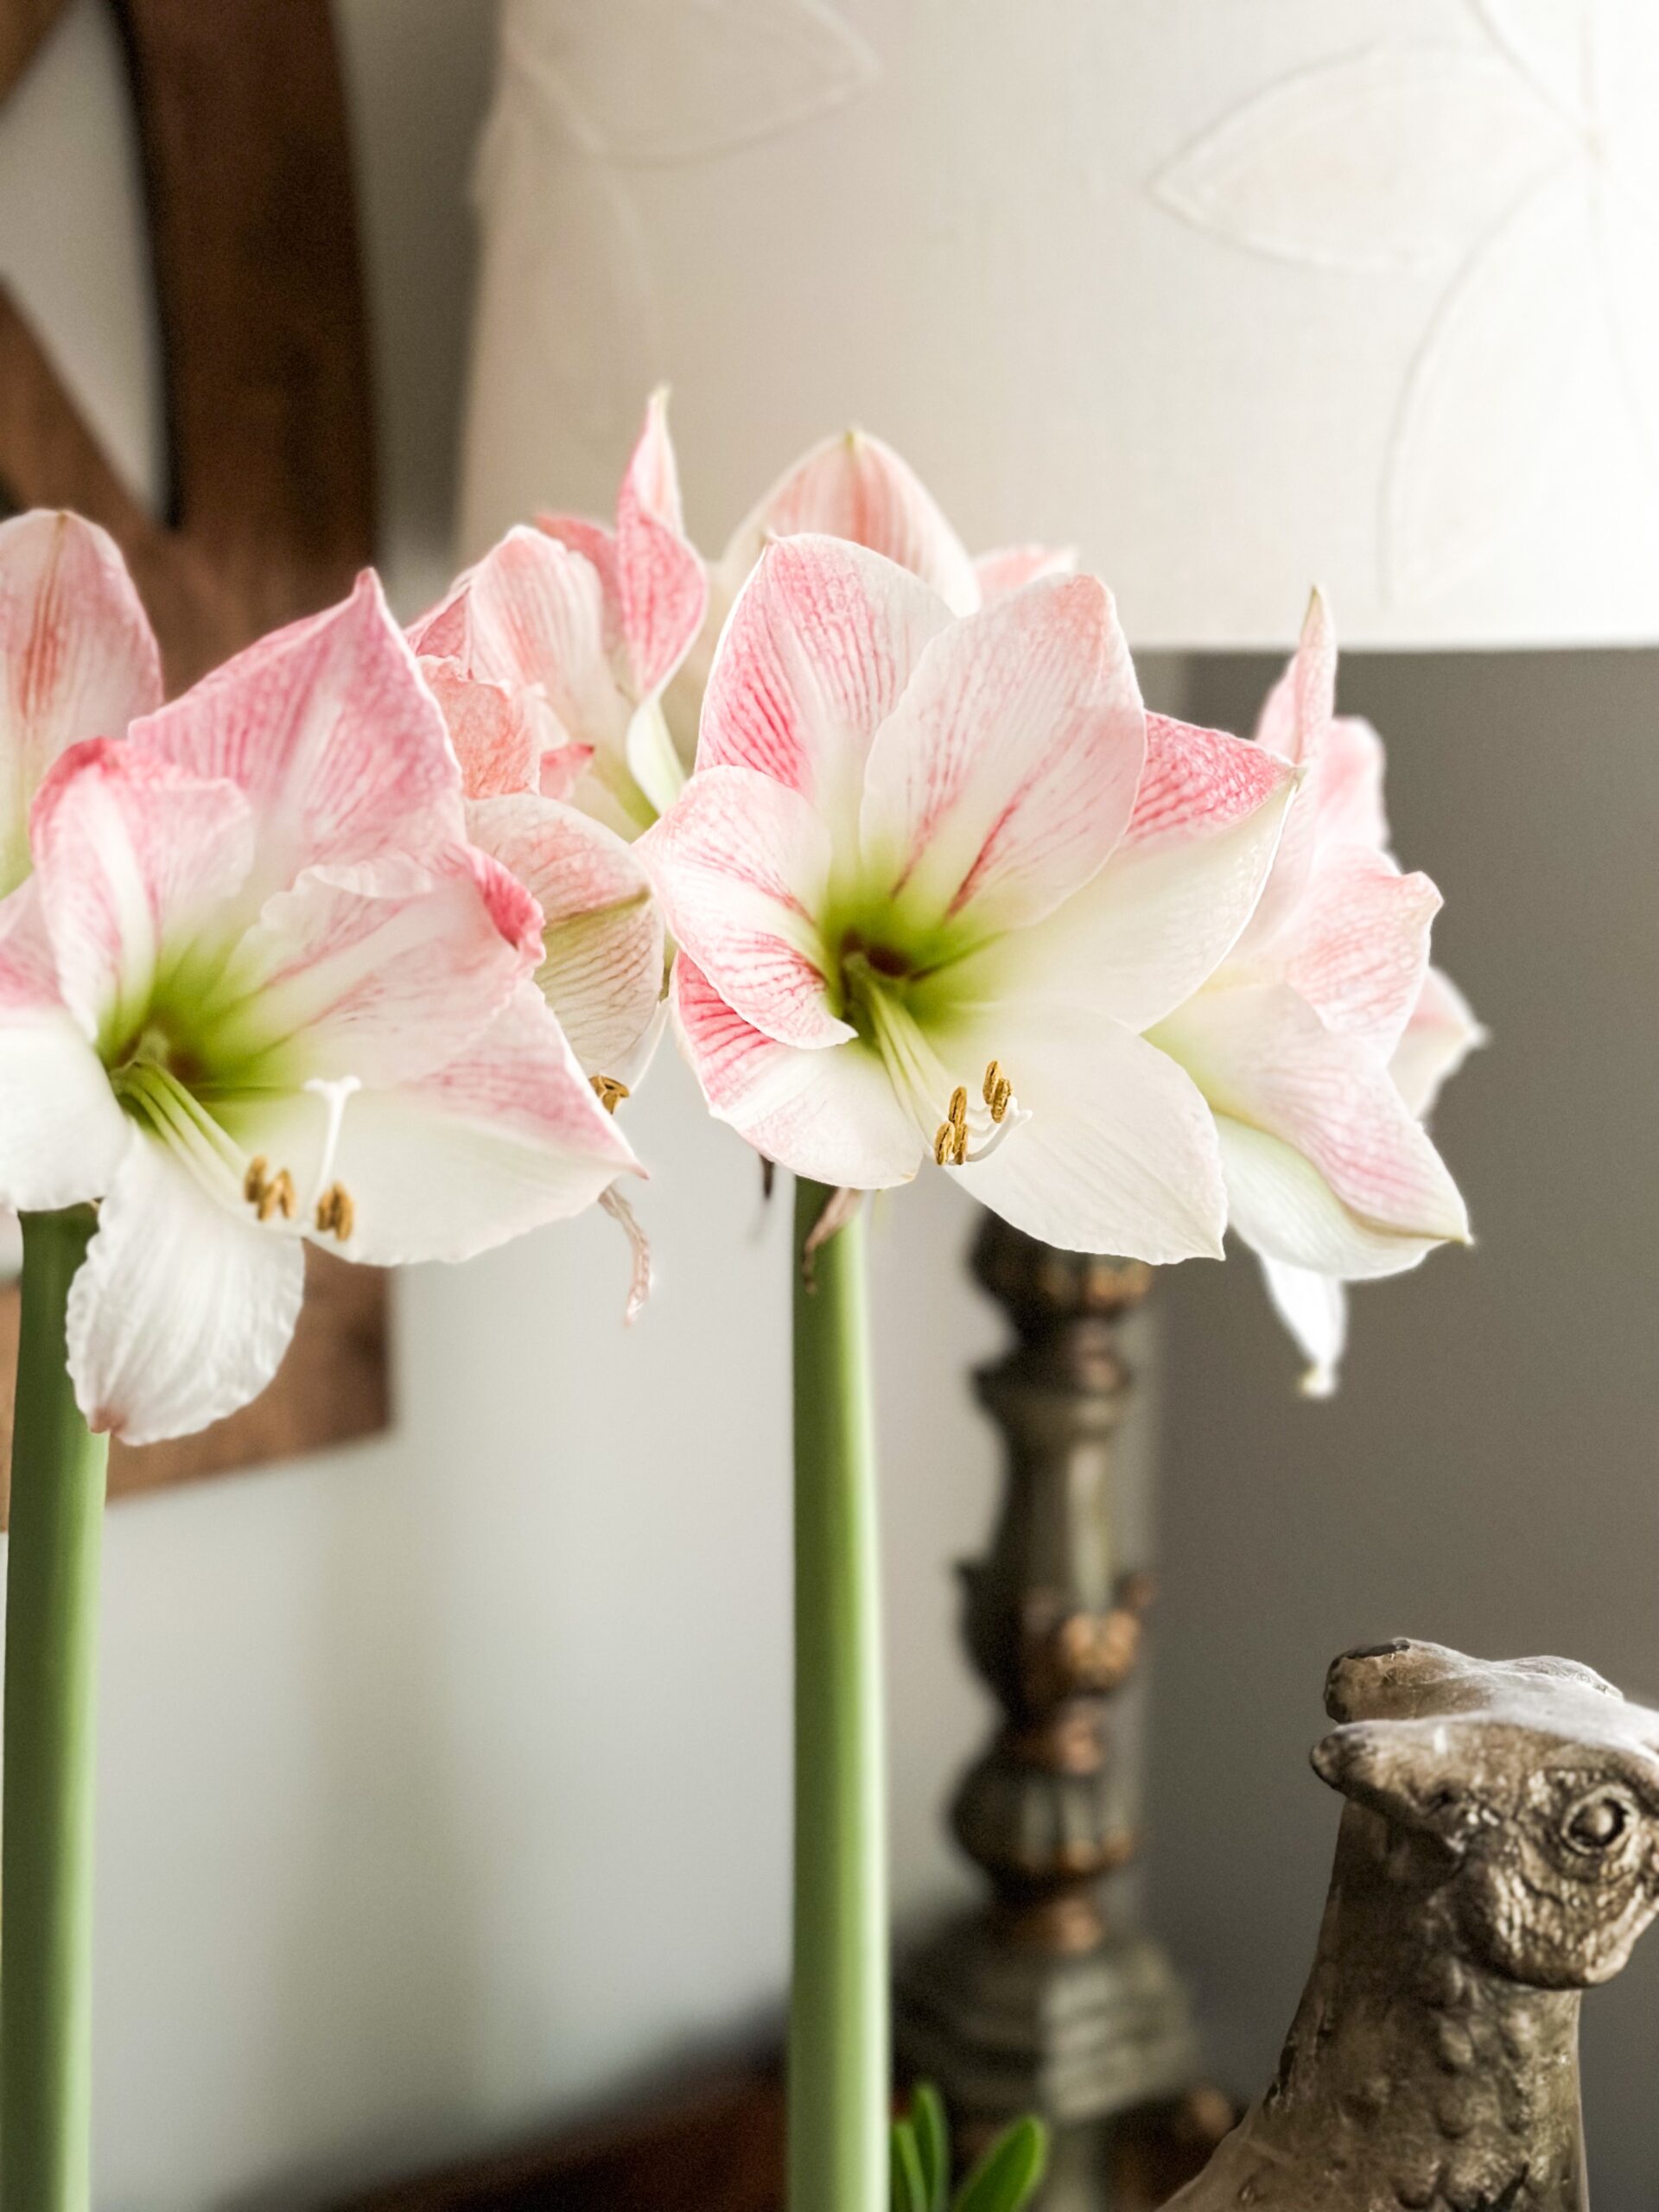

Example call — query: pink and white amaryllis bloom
[0,563,638,1444]
[1148,594,1480,1393]
[455,388,709,840]
[639,534,1299,1260]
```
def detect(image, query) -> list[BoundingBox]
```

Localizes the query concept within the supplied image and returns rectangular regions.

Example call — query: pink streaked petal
[721,429,981,615]
[314,983,639,1265]
[699,536,951,837]
[614,390,709,697]
[30,738,254,1047]
[955,748,1295,1033]
[1154,980,1469,1247]
[1313,715,1389,852]
[536,512,622,634]
[1253,588,1337,768]
[673,954,921,1188]
[1275,849,1440,1057]
[971,543,1077,600]
[945,1001,1228,1262]
[216,849,539,1088]
[135,570,465,893]
[467,792,664,1076]
[639,765,847,1049]
[67,1132,304,1445]
[417,655,543,798]
[1391,965,1485,1120]
[1126,712,1298,845]
[0,510,162,893]
[540,742,594,801]
[859,574,1144,939]
[1217,1116,1442,1281]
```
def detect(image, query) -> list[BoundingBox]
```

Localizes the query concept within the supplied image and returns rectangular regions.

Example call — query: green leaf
[912,2082,950,2212]
[953,2115,1049,2212]
[891,2115,928,2212]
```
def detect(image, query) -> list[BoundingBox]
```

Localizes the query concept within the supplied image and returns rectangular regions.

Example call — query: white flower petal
[0,885,130,1209]
[67,1135,304,1445]
[1217,1116,1440,1281]
[1261,1256,1348,1399]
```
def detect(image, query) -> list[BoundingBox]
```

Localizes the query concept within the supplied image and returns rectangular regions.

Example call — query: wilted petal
[719,429,980,615]
[67,1133,305,1444]
[674,954,919,1190]
[957,721,1296,1032]
[29,739,254,1051]
[972,544,1077,600]
[640,764,847,1048]
[859,575,1144,939]
[946,1001,1228,1262]
[302,984,639,1265]
[136,570,465,893]
[215,849,540,1089]
[0,885,129,1208]
[467,791,664,1076]
[1274,849,1440,1058]
[614,390,708,697]
[1392,965,1485,1119]
[1262,1256,1348,1398]
[0,510,162,894]
[698,535,950,839]
[1156,981,1469,1255]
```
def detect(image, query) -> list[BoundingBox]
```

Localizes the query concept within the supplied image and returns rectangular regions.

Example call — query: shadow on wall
[1147,647,1659,2202]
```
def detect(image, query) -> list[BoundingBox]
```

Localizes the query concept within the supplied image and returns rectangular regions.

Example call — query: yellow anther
[243,1155,270,1205]
[315,1182,356,1242]
[982,1059,1014,1123]
[947,1084,968,1129]
[934,1122,955,1166]
[982,1059,1002,1107]
[256,1167,297,1223]
[591,1074,631,1115]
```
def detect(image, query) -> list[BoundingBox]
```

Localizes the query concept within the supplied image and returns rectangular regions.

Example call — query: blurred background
[3,1,1656,2206]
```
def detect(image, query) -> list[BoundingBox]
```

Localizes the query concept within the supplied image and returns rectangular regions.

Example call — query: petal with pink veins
[950,724,1296,1033]
[0,511,162,894]
[467,792,664,1076]
[639,764,848,1049]
[1240,591,1339,952]
[67,1133,305,1445]
[136,570,465,894]
[0,883,130,1207]
[942,1000,1229,1262]
[1217,1116,1441,1281]
[245,983,641,1267]
[213,849,540,1089]
[698,535,951,839]
[718,429,981,617]
[1391,965,1485,1119]
[613,390,709,698]
[416,656,546,798]
[1154,981,1469,1260]
[1272,849,1440,1057]
[859,574,1144,941]
[673,954,920,1190]
[29,739,254,1052]
[1311,715,1389,852]
[971,544,1077,600]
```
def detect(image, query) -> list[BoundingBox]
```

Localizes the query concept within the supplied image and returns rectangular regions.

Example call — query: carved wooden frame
[0,0,390,1510]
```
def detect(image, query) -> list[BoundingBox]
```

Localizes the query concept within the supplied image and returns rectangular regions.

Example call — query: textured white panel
[464,0,1659,648]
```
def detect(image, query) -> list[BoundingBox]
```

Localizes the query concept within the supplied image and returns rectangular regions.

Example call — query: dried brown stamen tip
[314,1182,355,1242]
[591,1074,630,1114]
[243,1155,270,1205]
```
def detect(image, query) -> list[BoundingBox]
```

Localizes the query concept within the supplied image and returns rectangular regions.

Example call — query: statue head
[1313,1638,1659,1989]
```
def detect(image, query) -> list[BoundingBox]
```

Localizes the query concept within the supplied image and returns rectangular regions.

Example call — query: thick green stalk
[3,1209,109,2212]
[790,1179,887,2212]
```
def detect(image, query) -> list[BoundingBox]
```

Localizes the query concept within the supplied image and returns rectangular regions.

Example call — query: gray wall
[1153,649,1659,2201]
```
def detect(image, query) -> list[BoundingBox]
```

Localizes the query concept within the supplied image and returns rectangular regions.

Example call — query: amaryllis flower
[463,388,709,839]
[666,426,1071,752]
[1149,594,1478,1392]
[0,561,638,1444]
[0,509,162,896]
[639,534,1298,1260]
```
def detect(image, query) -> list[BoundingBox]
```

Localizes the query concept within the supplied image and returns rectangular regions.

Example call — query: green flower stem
[3,1209,109,2212]
[791,1179,887,2212]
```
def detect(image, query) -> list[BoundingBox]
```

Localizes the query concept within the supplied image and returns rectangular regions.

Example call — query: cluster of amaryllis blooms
[0,395,1477,1444]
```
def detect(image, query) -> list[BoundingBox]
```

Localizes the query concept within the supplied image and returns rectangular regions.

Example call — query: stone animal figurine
[1167,1637,1659,2212]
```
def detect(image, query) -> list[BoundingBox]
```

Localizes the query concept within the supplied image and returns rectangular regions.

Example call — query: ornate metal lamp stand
[895,1217,1218,2207]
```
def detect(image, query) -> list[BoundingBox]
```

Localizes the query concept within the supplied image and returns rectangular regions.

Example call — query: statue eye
[1566,1795,1630,1851]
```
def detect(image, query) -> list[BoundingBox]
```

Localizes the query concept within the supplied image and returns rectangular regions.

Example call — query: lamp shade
[462,0,1659,649]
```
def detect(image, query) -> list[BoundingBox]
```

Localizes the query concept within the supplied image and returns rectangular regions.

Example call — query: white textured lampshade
[461,0,1659,649]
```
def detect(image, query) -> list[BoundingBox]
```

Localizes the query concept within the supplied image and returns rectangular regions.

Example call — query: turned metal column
[895,1217,1211,2204]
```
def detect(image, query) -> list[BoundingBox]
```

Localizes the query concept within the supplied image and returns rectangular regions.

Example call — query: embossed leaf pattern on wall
[1155,0,1659,607]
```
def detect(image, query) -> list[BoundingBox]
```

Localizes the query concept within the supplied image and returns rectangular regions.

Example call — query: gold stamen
[591,1074,631,1115]
[934,1122,955,1166]
[947,1084,968,1130]
[243,1155,270,1206]
[982,1059,1002,1107]
[315,1183,356,1242]
[982,1059,1014,1123]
